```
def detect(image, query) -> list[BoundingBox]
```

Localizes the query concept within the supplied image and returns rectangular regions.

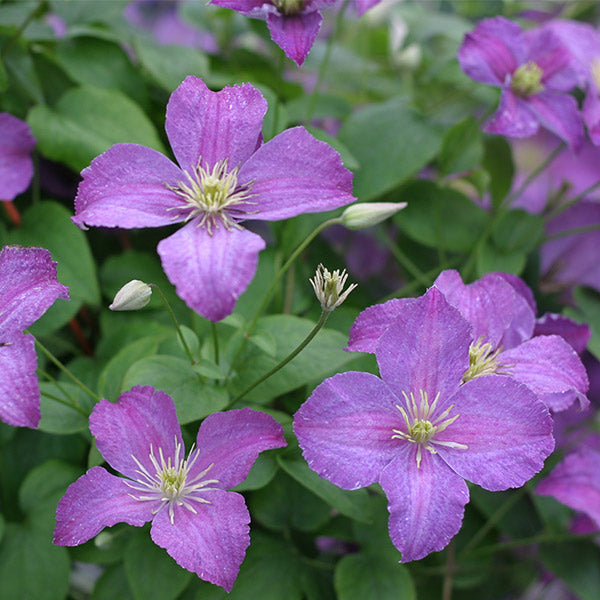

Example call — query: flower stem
[229,310,329,404]
[544,222,600,242]
[68,316,93,356]
[2,201,21,227]
[227,216,342,377]
[40,389,88,417]
[34,338,101,403]
[0,0,45,59]
[149,284,196,365]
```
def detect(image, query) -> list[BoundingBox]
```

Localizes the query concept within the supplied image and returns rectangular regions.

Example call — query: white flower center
[127,437,220,524]
[166,158,256,234]
[391,390,467,468]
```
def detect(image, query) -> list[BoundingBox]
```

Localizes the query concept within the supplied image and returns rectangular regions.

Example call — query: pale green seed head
[273,0,305,16]
[511,61,544,96]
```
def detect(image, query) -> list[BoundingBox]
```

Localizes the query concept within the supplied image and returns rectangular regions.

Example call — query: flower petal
[0,113,36,201]
[150,489,250,592]
[583,86,600,146]
[485,89,540,139]
[265,11,322,66]
[89,386,183,481]
[294,371,401,490]
[190,407,287,490]
[238,127,355,222]
[54,466,154,546]
[437,375,554,491]
[457,16,523,86]
[0,245,69,333]
[157,221,266,322]
[380,445,469,562]
[500,335,589,412]
[534,313,590,355]
[376,287,471,401]
[0,333,40,428]
[345,298,406,353]
[527,91,584,149]
[73,144,186,230]
[165,76,267,173]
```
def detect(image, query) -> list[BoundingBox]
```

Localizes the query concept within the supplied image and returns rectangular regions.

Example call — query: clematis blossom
[209,0,336,66]
[73,76,354,322]
[54,386,287,591]
[0,113,36,201]
[0,245,69,428]
[458,16,584,148]
[295,287,554,561]
[347,270,589,413]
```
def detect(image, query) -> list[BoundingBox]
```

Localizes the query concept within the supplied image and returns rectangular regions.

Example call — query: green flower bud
[340,202,407,230]
[109,280,152,311]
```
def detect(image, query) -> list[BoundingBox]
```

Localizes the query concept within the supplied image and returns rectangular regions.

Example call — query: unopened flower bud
[340,202,407,230]
[109,280,152,311]
[310,264,357,312]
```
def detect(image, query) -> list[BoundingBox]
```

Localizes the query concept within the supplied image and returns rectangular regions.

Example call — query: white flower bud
[340,202,407,230]
[109,280,152,311]
[310,264,357,312]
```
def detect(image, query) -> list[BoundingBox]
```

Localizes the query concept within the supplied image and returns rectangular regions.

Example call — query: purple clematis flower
[209,0,336,66]
[295,287,554,562]
[0,245,69,428]
[73,76,354,322]
[457,16,584,148]
[54,385,287,591]
[347,270,589,413]
[0,113,36,201]
[536,434,600,529]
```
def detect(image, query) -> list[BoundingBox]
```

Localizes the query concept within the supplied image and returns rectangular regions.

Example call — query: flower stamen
[462,337,511,383]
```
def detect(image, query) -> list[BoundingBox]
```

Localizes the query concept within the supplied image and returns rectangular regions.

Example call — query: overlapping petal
[500,335,589,411]
[72,144,186,230]
[527,91,584,149]
[89,386,183,481]
[54,467,155,546]
[376,287,471,402]
[191,407,286,490]
[436,376,554,491]
[0,333,40,428]
[534,313,590,355]
[294,371,401,490]
[0,113,36,201]
[0,246,69,333]
[150,490,250,592]
[380,446,469,563]
[239,127,355,221]
[157,222,266,322]
[485,89,539,138]
[165,77,267,173]
[266,10,322,66]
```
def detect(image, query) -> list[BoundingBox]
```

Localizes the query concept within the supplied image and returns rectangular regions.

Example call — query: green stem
[544,223,600,242]
[34,338,100,403]
[227,216,341,377]
[0,0,45,59]
[150,284,196,365]
[305,0,349,124]
[545,179,600,222]
[40,390,88,416]
[229,310,329,404]
[38,367,77,404]
[270,52,285,140]
[211,321,220,365]
[381,231,431,287]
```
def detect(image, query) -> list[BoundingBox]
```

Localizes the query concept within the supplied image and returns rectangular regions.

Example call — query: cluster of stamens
[126,437,220,524]
[166,158,256,234]
[392,390,467,468]
[462,337,510,383]
[272,0,305,16]
[511,61,544,96]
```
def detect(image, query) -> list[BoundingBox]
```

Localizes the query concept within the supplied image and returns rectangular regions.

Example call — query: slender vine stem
[40,390,88,416]
[34,338,100,403]
[229,310,329,405]
[544,223,600,242]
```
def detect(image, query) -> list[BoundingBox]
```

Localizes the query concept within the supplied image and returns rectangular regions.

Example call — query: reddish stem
[69,317,93,356]
[3,201,21,227]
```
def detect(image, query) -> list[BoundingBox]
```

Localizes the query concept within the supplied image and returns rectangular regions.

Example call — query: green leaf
[54,37,147,105]
[0,514,4,545]
[232,454,278,492]
[483,136,514,208]
[192,358,227,380]
[476,241,526,277]
[570,288,600,359]
[338,96,441,201]
[124,530,192,600]
[396,180,489,252]
[92,564,135,600]
[491,209,544,254]
[278,457,371,523]
[335,553,414,600]
[8,201,100,334]
[38,382,91,434]
[230,315,355,402]
[0,523,70,600]
[28,85,165,172]
[122,356,229,423]
[0,59,7,92]
[439,116,483,176]
[133,38,209,93]
[306,125,360,171]
[48,0,128,25]
[98,336,162,401]
[540,540,600,600]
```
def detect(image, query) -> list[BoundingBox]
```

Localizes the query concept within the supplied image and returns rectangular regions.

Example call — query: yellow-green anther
[273,0,305,16]
[462,338,509,383]
[511,61,544,96]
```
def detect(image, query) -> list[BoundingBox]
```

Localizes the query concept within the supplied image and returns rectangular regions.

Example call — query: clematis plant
[54,385,287,591]
[347,270,589,413]
[294,287,554,561]
[208,0,337,66]
[0,245,69,428]
[457,16,584,148]
[73,76,355,322]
